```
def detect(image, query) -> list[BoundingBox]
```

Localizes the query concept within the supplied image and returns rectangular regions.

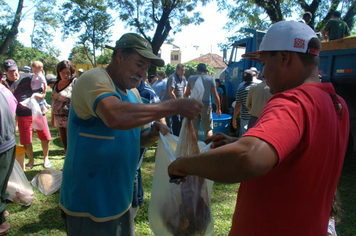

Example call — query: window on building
[171,54,179,61]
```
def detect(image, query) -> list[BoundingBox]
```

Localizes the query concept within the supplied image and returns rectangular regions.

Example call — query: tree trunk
[0,0,24,56]
[254,0,284,23]
[298,0,320,29]
[315,0,342,32]
[148,7,173,76]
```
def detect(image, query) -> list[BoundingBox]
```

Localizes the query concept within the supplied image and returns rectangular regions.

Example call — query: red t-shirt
[229,83,349,235]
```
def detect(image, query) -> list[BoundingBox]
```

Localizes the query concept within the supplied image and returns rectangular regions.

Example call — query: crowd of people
[0,58,82,234]
[0,34,224,235]
[0,14,351,236]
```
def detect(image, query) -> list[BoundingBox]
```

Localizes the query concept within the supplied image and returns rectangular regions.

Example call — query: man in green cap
[59,33,203,236]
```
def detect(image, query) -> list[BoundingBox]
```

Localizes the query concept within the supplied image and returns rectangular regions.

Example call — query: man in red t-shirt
[168,21,349,235]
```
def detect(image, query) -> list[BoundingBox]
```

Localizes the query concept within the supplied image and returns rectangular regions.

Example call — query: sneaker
[44,159,52,169]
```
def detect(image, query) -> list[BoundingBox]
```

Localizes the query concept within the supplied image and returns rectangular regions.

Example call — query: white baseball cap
[242,21,319,60]
[250,67,259,75]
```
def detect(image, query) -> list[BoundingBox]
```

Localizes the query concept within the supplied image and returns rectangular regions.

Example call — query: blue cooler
[198,113,232,141]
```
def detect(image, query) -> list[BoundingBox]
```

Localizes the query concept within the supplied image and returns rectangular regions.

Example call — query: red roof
[188,53,226,69]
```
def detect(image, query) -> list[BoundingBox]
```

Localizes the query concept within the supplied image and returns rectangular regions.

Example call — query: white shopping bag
[20,94,45,130]
[7,160,34,206]
[31,169,62,195]
[149,76,214,235]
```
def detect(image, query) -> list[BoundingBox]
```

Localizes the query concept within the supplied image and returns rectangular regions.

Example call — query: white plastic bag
[20,94,44,130]
[149,132,214,236]
[31,169,62,195]
[7,160,34,206]
[149,77,214,235]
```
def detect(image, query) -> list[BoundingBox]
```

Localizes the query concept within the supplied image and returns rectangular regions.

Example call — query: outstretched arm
[96,96,203,130]
[168,136,278,183]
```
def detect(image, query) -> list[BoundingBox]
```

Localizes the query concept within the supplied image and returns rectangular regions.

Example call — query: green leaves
[61,0,114,67]
[0,0,61,65]
[217,0,355,49]
[160,61,215,79]
[111,0,207,49]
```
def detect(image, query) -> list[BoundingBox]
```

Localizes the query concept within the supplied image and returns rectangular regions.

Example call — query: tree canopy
[96,48,112,65]
[29,0,62,59]
[161,61,215,79]
[3,38,58,73]
[1,0,355,71]
[110,0,208,74]
[217,0,355,44]
[61,0,114,67]
[0,0,61,60]
[68,45,93,64]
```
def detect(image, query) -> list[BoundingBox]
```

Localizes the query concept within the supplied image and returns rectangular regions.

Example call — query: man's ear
[115,50,123,63]
[279,51,291,65]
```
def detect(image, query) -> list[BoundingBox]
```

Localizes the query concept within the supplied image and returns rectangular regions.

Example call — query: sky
[6,0,231,62]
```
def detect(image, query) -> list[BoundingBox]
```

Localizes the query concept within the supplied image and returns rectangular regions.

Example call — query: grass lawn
[5,90,356,235]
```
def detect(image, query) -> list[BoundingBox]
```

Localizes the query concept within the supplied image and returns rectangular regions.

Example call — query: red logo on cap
[294,38,305,49]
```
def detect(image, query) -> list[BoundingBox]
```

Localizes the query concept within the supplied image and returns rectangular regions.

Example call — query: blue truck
[221,28,265,109]
[319,37,356,154]
[221,29,355,153]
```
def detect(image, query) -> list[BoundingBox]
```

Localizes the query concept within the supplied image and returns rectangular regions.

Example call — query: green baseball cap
[114,33,165,67]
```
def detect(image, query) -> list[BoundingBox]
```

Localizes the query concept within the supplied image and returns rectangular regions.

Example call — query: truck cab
[221,28,266,110]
